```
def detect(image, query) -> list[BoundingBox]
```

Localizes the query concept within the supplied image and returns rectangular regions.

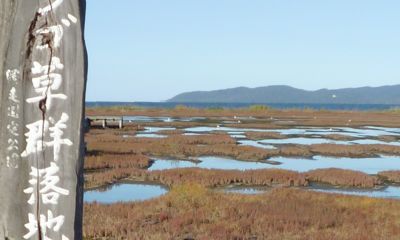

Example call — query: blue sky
[85,0,400,102]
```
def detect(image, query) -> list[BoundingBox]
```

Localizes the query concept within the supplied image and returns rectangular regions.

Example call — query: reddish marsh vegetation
[85,154,151,171]
[86,131,275,161]
[87,106,400,127]
[308,144,400,157]
[87,129,400,162]
[245,131,287,140]
[84,185,400,240]
[84,166,381,190]
[306,168,381,188]
[379,171,400,183]
[84,128,396,189]
[83,108,400,239]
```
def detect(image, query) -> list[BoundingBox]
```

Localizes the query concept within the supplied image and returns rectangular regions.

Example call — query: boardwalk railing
[87,116,124,129]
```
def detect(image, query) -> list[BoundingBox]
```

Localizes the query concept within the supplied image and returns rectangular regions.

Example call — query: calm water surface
[221,185,400,200]
[85,183,168,204]
[148,156,272,171]
[271,155,400,174]
[185,126,400,138]
[148,155,400,174]
[135,133,167,138]
[311,186,400,200]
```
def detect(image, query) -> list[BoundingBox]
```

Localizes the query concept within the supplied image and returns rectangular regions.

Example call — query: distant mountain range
[167,85,400,105]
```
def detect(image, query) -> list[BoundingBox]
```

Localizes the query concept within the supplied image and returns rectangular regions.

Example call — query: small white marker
[68,14,78,23]
[61,19,71,27]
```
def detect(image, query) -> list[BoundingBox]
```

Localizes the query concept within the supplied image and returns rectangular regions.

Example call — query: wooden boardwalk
[87,116,124,129]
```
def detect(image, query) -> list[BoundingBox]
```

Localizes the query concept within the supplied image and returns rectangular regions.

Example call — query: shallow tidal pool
[148,155,400,174]
[85,183,168,204]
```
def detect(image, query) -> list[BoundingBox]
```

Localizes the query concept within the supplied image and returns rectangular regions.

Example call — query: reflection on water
[143,127,176,133]
[148,156,272,171]
[149,155,400,174]
[185,126,400,138]
[350,139,400,146]
[135,133,167,138]
[183,133,204,136]
[221,185,400,200]
[311,186,400,200]
[186,126,285,134]
[365,126,400,134]
[255,137,400,146]
[124,116,206,123]
[259,137,349,145]
[336,127,400,137]
[238,140,277,149]
[270,155,400,174]
[223,186,271,195]
[84,183,168,203]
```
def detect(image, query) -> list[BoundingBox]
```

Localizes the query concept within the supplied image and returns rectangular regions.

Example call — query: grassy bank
[84,185,400,240]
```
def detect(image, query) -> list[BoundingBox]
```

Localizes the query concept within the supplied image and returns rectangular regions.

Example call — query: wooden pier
[87,116,124,129]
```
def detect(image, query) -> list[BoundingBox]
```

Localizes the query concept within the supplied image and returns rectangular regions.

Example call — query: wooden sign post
[0,0,87,239]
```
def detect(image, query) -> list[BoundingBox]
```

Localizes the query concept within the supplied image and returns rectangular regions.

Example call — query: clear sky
[85,0,400,102]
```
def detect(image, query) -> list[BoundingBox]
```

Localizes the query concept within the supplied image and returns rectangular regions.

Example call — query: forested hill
[167,85,400,104]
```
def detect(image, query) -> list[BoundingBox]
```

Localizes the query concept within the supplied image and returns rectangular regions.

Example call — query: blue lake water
[259,137,349,145]
[148,155,400,174]
[185,126,400,138]
[311,186,400,200]
[258,137,400,146]
[222,185,400,200]
[143,127,176,133]
[133,127,176,138]
[85,183,168,204]
[124,116,205,123]
[365,126,400,134]
[135,133,167,138]
[148,156,272,171]
[238,140,277,149]
[350,139,400,146]
[270,155,400,174]
[84,182,400,203]
[223,186,270,195]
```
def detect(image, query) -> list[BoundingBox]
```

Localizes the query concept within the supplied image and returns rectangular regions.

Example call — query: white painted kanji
[21,120,49,158]
[6,153,20,168]
[26,79,67,110]
[32,57,64,75]
[24,162,70,205]
[5,69,21,169]
[7,120,19,137]
[6,69,19,82]
[24,210,69,240]
[21,0,79,238]
[38,0,64,16]
[48,113,73,162]
[7,138,19,151]
[8,87,19,103]
[7,104,19,119]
